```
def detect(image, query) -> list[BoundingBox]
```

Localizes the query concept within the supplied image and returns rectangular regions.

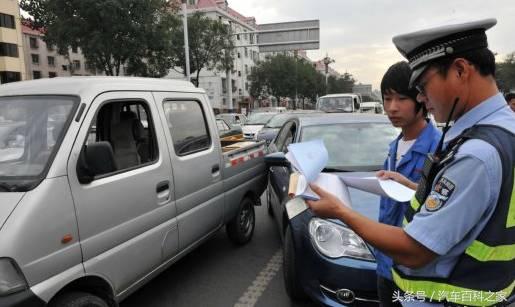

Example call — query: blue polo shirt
[376,121,441,280]
[399,93,515,306]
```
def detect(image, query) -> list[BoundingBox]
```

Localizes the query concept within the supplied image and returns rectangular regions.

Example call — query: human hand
[305,184,348,219]
[376,170,418,190]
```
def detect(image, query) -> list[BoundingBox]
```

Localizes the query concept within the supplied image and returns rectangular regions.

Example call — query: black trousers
[377,276,403,307]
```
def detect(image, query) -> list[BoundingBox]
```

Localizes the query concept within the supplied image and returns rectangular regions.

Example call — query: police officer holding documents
[306,18,515,306]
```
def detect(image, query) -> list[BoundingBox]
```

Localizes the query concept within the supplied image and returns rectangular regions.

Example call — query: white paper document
[339,176,415,202]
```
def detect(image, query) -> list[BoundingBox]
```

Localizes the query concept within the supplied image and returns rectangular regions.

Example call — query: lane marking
[234,249,283,307]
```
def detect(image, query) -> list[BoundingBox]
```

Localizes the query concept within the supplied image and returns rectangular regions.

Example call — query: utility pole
[181,0,191,82]
[294,50,298,110]
[323,53,335,95]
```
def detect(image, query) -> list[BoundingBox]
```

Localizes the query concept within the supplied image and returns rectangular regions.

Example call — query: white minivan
[316,93,362,113]
[0,77,267,307]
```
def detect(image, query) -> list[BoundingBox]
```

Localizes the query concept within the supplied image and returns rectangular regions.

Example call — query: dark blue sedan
[265,113,399,306]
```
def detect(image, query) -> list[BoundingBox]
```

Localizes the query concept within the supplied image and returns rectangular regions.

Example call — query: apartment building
[22,24,98,80]
[0,0,26,84]
[169,0,260,113]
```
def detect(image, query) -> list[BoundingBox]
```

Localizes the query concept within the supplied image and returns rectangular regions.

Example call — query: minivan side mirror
[265,152,290,167]
[77,142,117,184]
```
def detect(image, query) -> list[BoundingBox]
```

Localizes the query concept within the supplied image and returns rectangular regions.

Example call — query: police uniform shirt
[398,94,515,306]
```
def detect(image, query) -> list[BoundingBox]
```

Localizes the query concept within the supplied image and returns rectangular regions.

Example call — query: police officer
[306,18,515,306]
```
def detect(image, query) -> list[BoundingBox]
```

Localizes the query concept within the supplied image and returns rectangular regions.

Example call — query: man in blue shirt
[375,61,441,307]
[306,19,515,306]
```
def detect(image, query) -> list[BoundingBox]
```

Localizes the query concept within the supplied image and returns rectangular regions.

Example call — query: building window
[31,54,39,65]
[236,34,240,40]
[49,72,57,78]
[0,71,21,84]
[250,34,254,44]
[221,78,227,94]
[237,52,241,59]
[0,13,15,29]
[32,71,42,79]
[71,46,78,53]
[47,44,54,52]
[29,37,39,49]
[244,48,248,57]
[238,71,241,77]
[73,60,81,70]
[62,65,68,71]
[245,82,248,91]
[47,56,55,66]
[238,88,243,96]
[245,65,248,75]
[0,43,18,58]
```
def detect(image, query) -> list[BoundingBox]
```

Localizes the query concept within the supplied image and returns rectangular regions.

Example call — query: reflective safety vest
[393,125,515,306]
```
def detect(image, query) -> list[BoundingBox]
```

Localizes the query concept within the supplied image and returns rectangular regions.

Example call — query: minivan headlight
[309,218,374,261]
[0,258,27,296]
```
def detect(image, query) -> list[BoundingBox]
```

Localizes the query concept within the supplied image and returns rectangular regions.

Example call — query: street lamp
[322,53,335,94]
[181,0,191,82]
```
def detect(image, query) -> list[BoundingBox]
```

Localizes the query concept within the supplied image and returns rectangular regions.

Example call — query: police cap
[392,18,497,87]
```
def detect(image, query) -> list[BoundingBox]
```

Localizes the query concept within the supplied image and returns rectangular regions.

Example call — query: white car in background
[242,112,278,139]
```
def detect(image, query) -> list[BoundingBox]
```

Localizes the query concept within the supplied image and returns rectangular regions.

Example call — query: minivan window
[0,96,77,191]
[83,101,159,178]
[164,100,211,156]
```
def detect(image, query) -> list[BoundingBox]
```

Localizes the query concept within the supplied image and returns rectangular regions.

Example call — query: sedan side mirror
[265,152,290,167]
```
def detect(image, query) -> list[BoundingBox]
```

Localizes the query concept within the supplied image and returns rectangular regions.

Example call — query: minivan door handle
[156,181,171,205]
[212,164,220,173]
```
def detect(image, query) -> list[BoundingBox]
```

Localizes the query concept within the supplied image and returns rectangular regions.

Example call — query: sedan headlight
[309,218,374,261]
[0,258,27,296]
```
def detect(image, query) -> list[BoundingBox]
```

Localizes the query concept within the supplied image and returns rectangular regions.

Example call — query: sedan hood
[0,192,24,230]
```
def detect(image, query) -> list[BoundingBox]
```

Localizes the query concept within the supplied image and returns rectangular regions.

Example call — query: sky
[230,0,515,90]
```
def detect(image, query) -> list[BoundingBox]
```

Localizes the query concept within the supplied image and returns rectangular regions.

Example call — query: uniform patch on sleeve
[425,176,456,212]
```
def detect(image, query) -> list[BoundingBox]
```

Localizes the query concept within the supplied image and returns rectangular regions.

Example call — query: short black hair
[428,48,496,78]
[381,61,426,116]
[506,93,515,101]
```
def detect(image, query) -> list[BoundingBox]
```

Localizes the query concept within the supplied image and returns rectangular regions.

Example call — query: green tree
[249,54,327,107]
[327,73,356,94]
[496,52,515,93]
[20,0,179,76]
[171,12,234,87]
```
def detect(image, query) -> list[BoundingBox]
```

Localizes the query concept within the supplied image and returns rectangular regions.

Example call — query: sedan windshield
[246,112,277,125]
[301,123,398,169]
[0,96,77,189]
[265,114,292,128]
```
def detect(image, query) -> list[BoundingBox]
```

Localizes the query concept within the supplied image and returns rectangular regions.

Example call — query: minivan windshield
[0,96,77,191]
[318,97,353,112]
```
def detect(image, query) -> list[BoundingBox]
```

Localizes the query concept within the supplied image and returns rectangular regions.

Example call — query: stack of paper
[285,139,416,203]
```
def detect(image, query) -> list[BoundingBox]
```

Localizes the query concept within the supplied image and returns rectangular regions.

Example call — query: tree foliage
[20,0,179,76]
[171,12,234,87]
[496,52,515,93]
[327,73,356,94]
[249,54,357,106]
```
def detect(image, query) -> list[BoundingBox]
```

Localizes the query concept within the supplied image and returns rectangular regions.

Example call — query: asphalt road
[120,194,317,307]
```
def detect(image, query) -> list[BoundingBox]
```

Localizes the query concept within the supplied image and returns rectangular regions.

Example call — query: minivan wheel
[284,226,307,301]
[226,197,255,245]
[49,291,108,307]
